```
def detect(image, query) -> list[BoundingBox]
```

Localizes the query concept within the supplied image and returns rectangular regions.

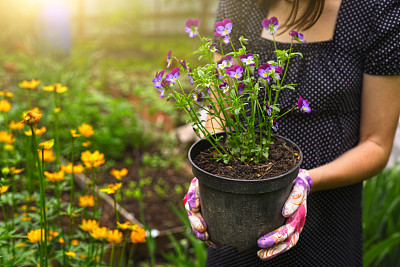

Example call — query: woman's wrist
[307,168,323,192]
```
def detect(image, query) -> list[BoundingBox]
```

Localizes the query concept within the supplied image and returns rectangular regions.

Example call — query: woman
[184,0,400,265]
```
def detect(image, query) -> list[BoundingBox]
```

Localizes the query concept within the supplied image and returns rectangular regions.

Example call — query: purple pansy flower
[226,65,243,80]
[210,43,218,53]
[215,68,222,80]
[185,19,199,38]
[218,82,229,93]
[237,83,244,95]
[166,50,172,68]
[215,18,232,37]
[217,55,233,69]
[258,63,271,79]
[158,79,170,98]
[272,117,278,131]
[289,30,306,44]
[298,96,311,113]
[265,102,272,116]
[193,89,207,106]
[240,53,255,66]
[268,64,283,81]
[152,70,165,88]
[165,67,180,85]
[180,59,189,70]
[188,69,194,85]
[262,17,279,35]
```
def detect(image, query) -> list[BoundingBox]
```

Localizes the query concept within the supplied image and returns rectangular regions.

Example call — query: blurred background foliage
[0,0,399,266]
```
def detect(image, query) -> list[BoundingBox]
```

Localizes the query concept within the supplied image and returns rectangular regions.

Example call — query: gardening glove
[183,177,217,247]
[257,169,313,260]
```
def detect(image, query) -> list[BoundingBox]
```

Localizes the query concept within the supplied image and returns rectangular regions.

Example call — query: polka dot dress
[206,0,400,266]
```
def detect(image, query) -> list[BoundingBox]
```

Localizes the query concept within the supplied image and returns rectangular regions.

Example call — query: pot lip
[188,132,303,182]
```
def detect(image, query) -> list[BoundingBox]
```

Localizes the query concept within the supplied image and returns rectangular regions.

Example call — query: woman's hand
[257,169,313,260]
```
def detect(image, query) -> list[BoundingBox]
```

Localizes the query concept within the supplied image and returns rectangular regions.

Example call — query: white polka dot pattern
[207,0,400,266]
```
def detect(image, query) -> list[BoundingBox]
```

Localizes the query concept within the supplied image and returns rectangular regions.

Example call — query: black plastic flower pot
[188,133,303,252]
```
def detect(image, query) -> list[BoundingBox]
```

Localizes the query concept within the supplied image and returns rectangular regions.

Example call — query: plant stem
[53,91,61,169]
[118,236,128,267]
[127,243,135,267]
[109,244,115,267]
[114,194,119,222]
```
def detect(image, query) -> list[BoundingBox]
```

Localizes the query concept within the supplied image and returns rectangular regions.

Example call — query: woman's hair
[258,0,325,31]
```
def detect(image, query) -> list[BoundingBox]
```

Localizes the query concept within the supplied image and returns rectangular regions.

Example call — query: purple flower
[272,117,278,131]
[188,69,194,85]
[298,96,311,113]
[217,55,233,69]
[258,63,271,79]
[218,82,229,93]
[265,103,272,116]
[185,19,199,38]
[240,53,255,66]
[268,64,283,81]
[215,68,222,80]
[165,67,180,85]
[237,83,244,95]
[289,30,306,44]
[180,59,189,70]
[226,65,243,80]
[215,19,232,37]
[166,50,172,68]
[152,70,165,88]
[158,79,170,98]
[262,17,279,35]
[209,43,218,53]
[193,90,206,106]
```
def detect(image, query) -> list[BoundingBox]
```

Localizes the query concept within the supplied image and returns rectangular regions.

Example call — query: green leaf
[364,233,400,266]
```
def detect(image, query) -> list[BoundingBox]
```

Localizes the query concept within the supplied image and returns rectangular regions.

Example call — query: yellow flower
[81,150,105,169]
[21,215,32,221]
[111,168,128,180]
[90,226,109,239]
[65,251,76,257]
[54,107,61,114]
[78,195,94,208]
[9,120,24,130]
[1,185,10,194]
[70,129,80,138]
[71,239,79,246]
[0,131,15,144]
[61,162,85,173]
[82,140,91,147]
[42,83,68,94]
[38,150,56,162]
[59,237,65,244]
[130,225,147,243]
[24,126,46,136]
[44,170,64,182]
[79,254,86,259]
[106,229,123,244]
[0,89,13,98]
[80,219,99,232]
[19,79,40,89]
[78,123,94,138]
[16,242,26,248]
[4,144,14,151]
[100,183,122,195]
[117,221,135,231]
[0,100,11,112]
[56,85,68,93]
[39,139,54,150]
[26,196,35,201]
[27,229,45,243]
[22,111,42,126]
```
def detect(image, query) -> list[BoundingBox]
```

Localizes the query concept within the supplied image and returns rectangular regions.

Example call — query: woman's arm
[309,74,400,191]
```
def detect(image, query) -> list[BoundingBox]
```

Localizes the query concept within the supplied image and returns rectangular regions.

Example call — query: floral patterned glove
[257,169,313,260]
[183,178,216,246]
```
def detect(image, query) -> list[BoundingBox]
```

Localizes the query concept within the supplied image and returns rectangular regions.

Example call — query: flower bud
[22,111,42,126]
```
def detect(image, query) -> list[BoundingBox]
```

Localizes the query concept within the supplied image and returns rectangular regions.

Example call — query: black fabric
[207,0,400,266]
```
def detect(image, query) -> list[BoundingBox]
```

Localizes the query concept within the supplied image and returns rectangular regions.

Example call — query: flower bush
[153,17,311,164]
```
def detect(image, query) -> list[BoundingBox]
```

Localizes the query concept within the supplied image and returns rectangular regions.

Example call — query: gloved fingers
[183,178,201,212]
[282,182,307,217]
[257,223,296,248]
[257,232,300,260]
[285,201,307,231]
[298,169,313,192]
[188,210,207,232]
[193,228,209,241]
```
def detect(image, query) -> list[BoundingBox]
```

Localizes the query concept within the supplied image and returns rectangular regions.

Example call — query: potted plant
[152,17,310,251]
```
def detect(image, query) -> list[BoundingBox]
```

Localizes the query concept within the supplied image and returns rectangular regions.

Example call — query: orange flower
[58,237,65,244]
[24,126,46,136]
[65,251,76,257]
[0,100,11,112]
[54,107,61,114]
[27,229,43,243]
[81,141,91,147]
[117,221,135,230]
[99,183,122,195]
[39,139,54,150]
[70,129,80,138]
[42,83,68,94]
[90,226,109,239]
[130,225,147,243]
[106,229,123,244]
[10,167,24,174]
[0,89,13,98]
[1,185,10,194]
[0,131,15,144]
[78,195,94,208]
[4,144,14,151]
[19,79,40,89]
[38,150,56,162]
[71,239,79,246]
[22,111,42,126]
[80,219,99,232]
[81,150,105,169]
[61,162,84,173]
[9,120,24,130]
[111,168,128,180]
[44,170,65,182]
[78,123,94,138]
